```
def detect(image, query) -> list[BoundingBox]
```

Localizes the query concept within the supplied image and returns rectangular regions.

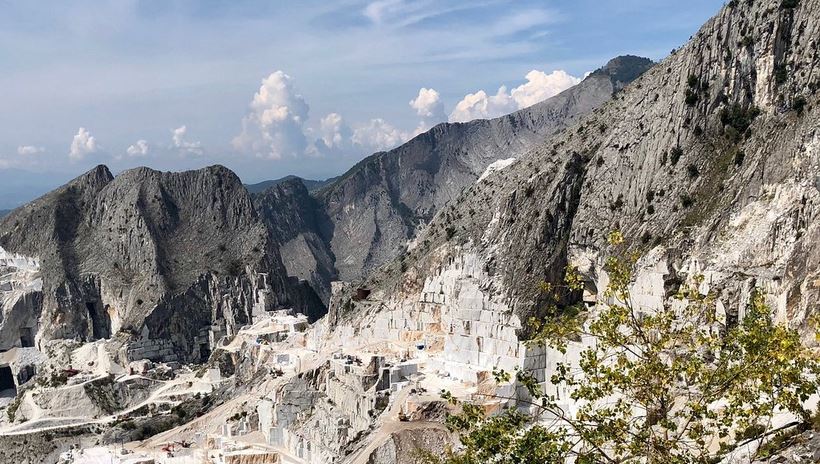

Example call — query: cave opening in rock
[86,301,112,340]
[0,366,15,396]
[200,342,211,363]
[19,328,34,348]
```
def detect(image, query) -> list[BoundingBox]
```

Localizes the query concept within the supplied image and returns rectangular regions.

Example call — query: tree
[428,231,820,463]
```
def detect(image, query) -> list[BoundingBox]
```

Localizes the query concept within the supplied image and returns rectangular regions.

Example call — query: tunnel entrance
[0,366,15,397]
[199,343,211,363]
[86,302,112,340]
[19,328,34,348]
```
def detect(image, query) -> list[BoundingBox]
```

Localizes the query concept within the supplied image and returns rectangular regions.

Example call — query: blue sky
[0,0,724,208]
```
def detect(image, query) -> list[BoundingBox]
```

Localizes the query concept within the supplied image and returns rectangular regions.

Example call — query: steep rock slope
[315,56,654,284]
[254,178,337,302]
[0,165,321,357]
[351,0,820,339]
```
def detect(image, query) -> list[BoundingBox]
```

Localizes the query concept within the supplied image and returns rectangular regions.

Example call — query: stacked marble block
[364,252,527,384]
[519,336,595,419]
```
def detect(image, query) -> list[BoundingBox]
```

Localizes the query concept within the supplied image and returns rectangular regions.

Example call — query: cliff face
[0,165,317,359]
[314,56,654,284]
[253,178,337,303]
[352,0,820,338]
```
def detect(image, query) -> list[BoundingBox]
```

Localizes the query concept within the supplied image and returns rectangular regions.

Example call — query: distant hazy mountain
[245,175,337,194]
[0,168,68,210]
[0,210,9,218]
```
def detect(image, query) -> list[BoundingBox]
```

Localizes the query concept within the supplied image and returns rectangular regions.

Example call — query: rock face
[245,175,336,195]
[366,427,452,464]
[253,178,337,303]
[311,56,654,285]
[354,0,820,342]
[0,165,319,360]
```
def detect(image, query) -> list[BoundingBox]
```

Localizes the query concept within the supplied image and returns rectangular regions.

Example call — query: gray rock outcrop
[0,165,321,360]
[354,0,820,337]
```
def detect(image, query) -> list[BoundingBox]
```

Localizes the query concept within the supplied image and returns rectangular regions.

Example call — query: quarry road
[1,371,219,436]
[344,381,447,464]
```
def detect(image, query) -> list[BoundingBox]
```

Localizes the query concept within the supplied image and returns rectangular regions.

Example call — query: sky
[0,0,724,208]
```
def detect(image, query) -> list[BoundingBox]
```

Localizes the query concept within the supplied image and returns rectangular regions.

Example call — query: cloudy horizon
[0,0,723,208]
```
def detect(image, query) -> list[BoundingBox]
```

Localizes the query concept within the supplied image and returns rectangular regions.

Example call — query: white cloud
[352,118,408,152]
[69,127,98,161]
[17,145,44,156]
[172,126,203,155]
[126,139,149,157]
[449,69,582,122]
[409,87,446,135]
[233,71,309,160]
[316,113,353,152]
[409,87,445,120]
[449,86,516,122]
[510,70,581,108]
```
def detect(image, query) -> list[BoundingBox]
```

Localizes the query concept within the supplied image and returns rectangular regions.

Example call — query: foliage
[430,231,820,463]
[792,96,807,116]
[720,104,761,142]
[684,89,699,106]
[687,164,700,179]
[670,147,684,166]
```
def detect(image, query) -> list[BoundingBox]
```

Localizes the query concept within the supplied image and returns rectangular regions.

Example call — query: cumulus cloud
[449,69,582,122]
[352,118,408,152]
[316,113,353,152]
[69,127,98,161]
[233,71,309,160]
[409,87,445,120]
[409,87,446,134]
[126,139,149,157]
[172,126,203,155]
[511,70,581,108]
[17,145,44,156]
[449,86,516,122]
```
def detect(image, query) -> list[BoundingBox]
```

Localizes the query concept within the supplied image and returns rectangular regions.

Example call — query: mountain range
[1,0,819,460]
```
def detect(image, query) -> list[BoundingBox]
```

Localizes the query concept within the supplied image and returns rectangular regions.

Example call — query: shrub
[734,150,746,166]
[687,75,699,88]
[610,194,624,211]
[687,164,700,179]
[670,147,684,166]
[685,89,699,106]
[680,193,694,208]
[720,104,761,141]
[781,0,799,9]
[793,95,807,116]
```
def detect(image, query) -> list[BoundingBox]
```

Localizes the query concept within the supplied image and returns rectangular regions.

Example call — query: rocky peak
[357,0,820,333]
[591,55,656,88]
[303,54,653,290]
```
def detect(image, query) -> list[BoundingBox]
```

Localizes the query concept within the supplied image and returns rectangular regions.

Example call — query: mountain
[274,56,654,298]
[245,175,337,194]
[253,177,338,302]
[348,0,820,339]
[0,165,322,359]
[3,1,820,461]
[0,210,9,218]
